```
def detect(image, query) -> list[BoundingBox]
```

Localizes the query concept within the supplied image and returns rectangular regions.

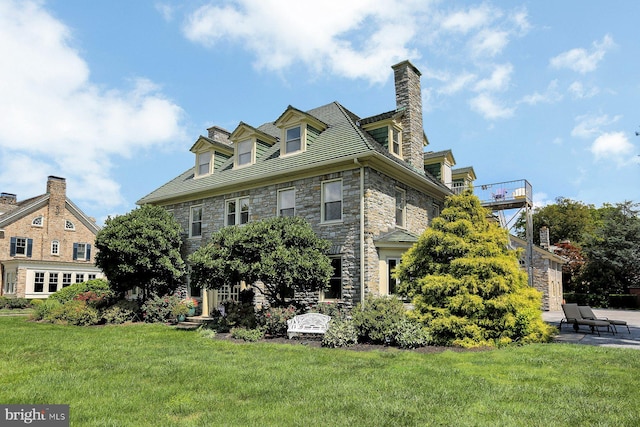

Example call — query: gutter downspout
[355,158,365,309]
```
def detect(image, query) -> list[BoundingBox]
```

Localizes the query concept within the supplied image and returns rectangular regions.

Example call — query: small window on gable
[237,140,253,166]
[65,220,75,231]
[32,216,43,227]
[391,128,401,156]
[197,152,212,176]
[361,117,402,158]
[285,126,301,154]
[51,240,60,255]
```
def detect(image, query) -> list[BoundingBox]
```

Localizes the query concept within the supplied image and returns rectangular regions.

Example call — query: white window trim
[189,205,203,238]
[321,179,343,224]
[32,216,44,227]
[65,220,75,231]
[196,151,213,177]
[277,188,296,217]
[225,197,250,226]
[51,240,60,256]
[281,125,304,157]
[235,139,254,168]
[390,126,402,158]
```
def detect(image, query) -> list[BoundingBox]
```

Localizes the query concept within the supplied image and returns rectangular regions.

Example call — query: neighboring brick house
[138,60,473,312]
[0,176,104,299]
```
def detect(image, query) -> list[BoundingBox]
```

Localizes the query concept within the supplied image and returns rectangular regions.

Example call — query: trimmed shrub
[230,327,265,342]
[1,297,31,309]
[198,327,217,339]
[32,299,61,321]
[141,295,181,323]
[49,279,112,304]
[223,289,257,329]
[351,296,407,344]
[102,300,140,324]
[322,319,358,348]
[391,318,431,349]
[49,300,100,326]
[258,305,297,337]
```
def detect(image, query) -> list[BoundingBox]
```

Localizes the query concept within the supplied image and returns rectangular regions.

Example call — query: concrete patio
[542,309,640,350]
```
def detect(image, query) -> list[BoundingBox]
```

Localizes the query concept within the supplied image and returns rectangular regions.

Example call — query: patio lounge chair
[560,303,614,336]
[578,306,630,334]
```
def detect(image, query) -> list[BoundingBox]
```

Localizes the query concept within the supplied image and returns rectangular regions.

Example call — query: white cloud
[438,71,477,95]
[440,4,497,34]
[474,63,513,92]
[469,29,509,58]
[520,80,562,105]
[590,132,634,164]
[571,114,621,138]
[568,81,599,99]
[183,0,425,84]
[0,0,186,213]
[550,34,615,74]
[469,93,514,120]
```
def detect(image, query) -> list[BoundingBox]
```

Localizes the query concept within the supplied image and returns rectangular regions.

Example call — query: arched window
[51,240,60,255]
[32,216,43,227]
[65,220,75,231]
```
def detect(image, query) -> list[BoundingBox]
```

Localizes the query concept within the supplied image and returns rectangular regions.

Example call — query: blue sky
[1,0,639,224]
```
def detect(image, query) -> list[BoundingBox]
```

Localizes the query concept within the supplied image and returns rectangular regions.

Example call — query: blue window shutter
[10,237,16,256]
[86,244,91,261]
[26,239,33,258]
[73,243,78,260]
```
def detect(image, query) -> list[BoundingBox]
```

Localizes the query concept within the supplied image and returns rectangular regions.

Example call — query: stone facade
[0,176,104,298]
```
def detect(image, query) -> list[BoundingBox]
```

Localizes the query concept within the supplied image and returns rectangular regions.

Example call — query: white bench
[287,313,331,339]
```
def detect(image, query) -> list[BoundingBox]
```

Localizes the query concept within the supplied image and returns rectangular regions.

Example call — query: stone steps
[175,316,214,330]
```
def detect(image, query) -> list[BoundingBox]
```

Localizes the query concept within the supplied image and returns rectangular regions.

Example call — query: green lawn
[1,317,639,426]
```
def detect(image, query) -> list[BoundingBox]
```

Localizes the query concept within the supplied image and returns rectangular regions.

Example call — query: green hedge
[563,293,640,309]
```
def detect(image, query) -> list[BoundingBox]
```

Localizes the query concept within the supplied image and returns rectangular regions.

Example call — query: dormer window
[197,152,212,176]
[285,126,302,154]
[360,111,404,159]
[237,139,253,166]
[274,106,328,158]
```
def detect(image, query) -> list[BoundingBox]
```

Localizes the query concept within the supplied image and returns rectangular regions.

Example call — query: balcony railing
[447,179,532,209]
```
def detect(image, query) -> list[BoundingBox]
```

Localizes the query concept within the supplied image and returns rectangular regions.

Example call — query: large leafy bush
[351,296,407,344]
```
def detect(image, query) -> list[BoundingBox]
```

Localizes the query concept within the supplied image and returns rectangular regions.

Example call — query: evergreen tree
[95,204,186,299]
[395,191,553,347]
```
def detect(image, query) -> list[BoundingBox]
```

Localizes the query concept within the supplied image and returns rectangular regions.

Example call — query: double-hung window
[76,273,85,283]
[237,140,253,166]
[62,273,72,288]
[322,180,342,222]
[190,206,203,238]
[391,128,401,156]
[395,188,406,228]
[323,257,342,300]
[226,197,249,226]
[197,152,211,176]
[34,272,45,293]
[73,243,91,261]
[51,240,60,256]
[278,188,295,217]
[48,273,59,293]
[285,126,301,154]
[10,237,32,257]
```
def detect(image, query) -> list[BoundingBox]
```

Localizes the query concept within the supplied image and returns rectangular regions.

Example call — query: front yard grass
[1,316,639,426]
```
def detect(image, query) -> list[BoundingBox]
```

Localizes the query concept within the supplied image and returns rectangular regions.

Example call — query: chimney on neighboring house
[540,226,550,251]
[392,60,425,173]
[46,176,66,216]
[207,126,232,145]
[0,192,17,205]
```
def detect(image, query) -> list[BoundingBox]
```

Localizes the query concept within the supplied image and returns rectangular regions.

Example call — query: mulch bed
[213,333,491,353]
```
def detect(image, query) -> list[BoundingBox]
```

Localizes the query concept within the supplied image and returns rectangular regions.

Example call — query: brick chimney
[0,192,17,205]
[207,126,232,145]
[392,60,425,173]
[47,176,66,216]
[540,226,550,250]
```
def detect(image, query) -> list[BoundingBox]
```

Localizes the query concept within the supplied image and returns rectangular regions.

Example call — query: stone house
[0,176,104,299]
[510,231,565,311]
[138,60,473,312]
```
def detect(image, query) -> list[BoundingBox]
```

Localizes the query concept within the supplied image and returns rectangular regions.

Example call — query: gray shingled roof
[138,101,447,204]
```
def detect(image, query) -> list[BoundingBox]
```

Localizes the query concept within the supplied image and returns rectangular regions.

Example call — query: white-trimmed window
[190,206,203,238]
[197,151,212,176]
[32,216,43,227]
[237,140,253,166]
[217,283,241,303]
[395,188,406,228]
[62,273,72,288]
[226,197,249,226]
[322,180,342,223]
[34,272,45,293]
[88,274,97,281]
[10,237,32,257]
[75,273,85,283]
[3,271,16,294]
[48,273,59,293]
[277,188,295,217]
[51,240,60,256]
[73,243,91,261]
[323,257,342,300]
[284,126,301,154]
[391,128,401,156]
[65,220,75,231]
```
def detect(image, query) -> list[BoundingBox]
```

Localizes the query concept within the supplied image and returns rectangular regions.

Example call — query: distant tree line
[515,198,640,306]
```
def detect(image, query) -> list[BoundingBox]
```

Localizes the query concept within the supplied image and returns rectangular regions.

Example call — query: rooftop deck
[451,179,532,210]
